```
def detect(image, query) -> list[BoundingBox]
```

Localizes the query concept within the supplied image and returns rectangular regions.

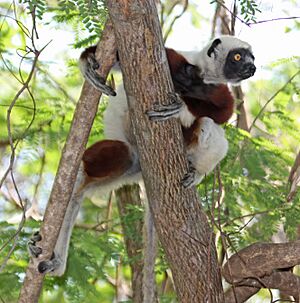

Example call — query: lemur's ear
[207,38,222,58]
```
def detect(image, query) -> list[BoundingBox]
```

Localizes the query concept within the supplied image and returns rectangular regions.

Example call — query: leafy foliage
[53,0,108,47]
[210,0,261,23]
[19,0,47,20]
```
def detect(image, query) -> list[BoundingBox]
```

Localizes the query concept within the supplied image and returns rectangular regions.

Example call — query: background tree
[1,0,300,302]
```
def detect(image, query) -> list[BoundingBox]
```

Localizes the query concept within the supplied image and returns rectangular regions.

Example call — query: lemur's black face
[223,48,256,83]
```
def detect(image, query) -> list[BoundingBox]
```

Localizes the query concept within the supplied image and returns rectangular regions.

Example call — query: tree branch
[18,19,117,303]
[223,241,300,301]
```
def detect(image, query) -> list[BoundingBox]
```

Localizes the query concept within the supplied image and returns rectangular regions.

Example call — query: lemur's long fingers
[146,92,183,121]
[147,108,181,121]
[84,68,116,96]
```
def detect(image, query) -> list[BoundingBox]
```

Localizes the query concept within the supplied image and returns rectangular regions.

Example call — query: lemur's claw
[146,92,183,121]
[180,162,201,188]
[28,244,42,258]
[87,55,100,70]
[38,260,54,274]
[97,82,116,97]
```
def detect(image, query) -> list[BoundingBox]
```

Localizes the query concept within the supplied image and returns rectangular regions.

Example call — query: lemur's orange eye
[234,53,241,61]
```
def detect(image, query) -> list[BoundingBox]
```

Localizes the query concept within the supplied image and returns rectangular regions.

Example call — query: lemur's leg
[28,166,86,276]
[79,46,116,96]
[146,92,183,121]
[29,140,137,276]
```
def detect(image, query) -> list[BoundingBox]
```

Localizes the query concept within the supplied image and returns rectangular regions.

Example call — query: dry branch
[223,241,300,301]
[18,19,117,303]
[107,0,224,301]
[225,285,259,303]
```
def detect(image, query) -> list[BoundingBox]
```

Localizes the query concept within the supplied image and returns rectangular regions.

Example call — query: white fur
[179,35,252,84]
[103,83,130,142]
[186,117,228,182]
[179,103,196,128]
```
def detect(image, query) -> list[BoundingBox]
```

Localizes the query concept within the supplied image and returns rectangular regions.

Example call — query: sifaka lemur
[28,36,256,276]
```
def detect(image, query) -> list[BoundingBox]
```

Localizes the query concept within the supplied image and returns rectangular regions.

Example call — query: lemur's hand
[80,46,116,96]
[146,92,183,121]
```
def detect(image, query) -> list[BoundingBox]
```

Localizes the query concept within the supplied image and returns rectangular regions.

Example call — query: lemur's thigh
[83,140,134,179]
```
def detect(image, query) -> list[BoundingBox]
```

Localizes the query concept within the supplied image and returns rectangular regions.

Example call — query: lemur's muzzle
[239,63,256,80]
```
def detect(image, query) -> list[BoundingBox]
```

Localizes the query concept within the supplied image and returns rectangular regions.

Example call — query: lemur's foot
[27,231,62,274]
[146,92,183,121]
[181,163,204,188]
[38,255,62,274]
[181,167,197,188]
[28,231,42,258]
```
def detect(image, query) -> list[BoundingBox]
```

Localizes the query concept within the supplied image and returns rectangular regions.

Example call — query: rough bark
[107,1,224,302]
[18,20,117,303]
[225,286,259,303]
[115,185,145,303]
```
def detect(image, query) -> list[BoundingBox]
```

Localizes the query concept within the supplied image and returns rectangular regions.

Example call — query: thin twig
[163,0,189,43]
[248,16,300,26]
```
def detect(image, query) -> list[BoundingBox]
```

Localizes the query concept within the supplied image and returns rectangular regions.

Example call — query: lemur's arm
[147,49,234,125]
[79,46,205,99]
[146,87,234,125]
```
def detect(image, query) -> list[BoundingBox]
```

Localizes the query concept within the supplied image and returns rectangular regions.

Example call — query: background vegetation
[0,0,300,302]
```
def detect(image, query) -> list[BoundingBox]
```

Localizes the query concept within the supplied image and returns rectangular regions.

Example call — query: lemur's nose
[246,63,256,76]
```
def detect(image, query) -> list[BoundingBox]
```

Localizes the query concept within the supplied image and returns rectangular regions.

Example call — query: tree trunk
[18,20,117,303]
[115,184,159,303]
[115,185,146,303]
[107,1,224,302]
